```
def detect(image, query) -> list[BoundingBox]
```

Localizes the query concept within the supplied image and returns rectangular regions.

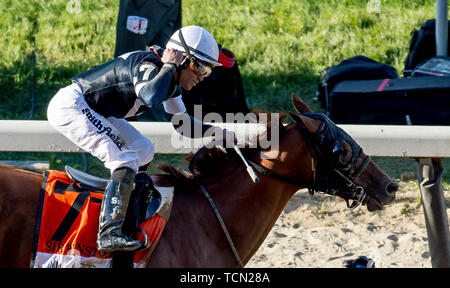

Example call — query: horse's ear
[289,111,307,128]
[289,111,319,132]
[292,93,313,114]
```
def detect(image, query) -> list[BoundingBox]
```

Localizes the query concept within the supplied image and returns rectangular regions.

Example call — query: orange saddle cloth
[31,170,173,268]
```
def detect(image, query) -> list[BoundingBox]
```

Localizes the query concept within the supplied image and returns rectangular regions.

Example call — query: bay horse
[0,94,397,268]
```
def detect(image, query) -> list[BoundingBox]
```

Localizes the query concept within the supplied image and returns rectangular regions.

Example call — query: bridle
[189,112,370,267]
[247,112,370,210]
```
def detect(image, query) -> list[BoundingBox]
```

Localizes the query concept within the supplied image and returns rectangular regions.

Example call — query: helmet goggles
[189,58,213,77]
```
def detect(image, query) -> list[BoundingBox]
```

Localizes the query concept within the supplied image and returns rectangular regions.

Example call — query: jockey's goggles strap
[172,30,218,64]
[177,29,194,60]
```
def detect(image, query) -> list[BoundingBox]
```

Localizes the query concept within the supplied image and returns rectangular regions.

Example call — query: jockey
[47,25,236,253]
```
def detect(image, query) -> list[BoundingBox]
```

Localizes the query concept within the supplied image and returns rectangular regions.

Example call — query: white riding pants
[47,83,154,173]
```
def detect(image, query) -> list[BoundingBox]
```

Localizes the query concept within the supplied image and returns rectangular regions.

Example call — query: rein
[198,184,244,268]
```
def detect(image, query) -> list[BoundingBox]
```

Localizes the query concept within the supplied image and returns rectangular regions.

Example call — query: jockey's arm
[172,113,214,139]
[163,96,236,143]
[163,96,212,138]
[135,63,177,106]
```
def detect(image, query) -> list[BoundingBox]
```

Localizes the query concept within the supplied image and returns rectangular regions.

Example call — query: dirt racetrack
[247,181,450,268]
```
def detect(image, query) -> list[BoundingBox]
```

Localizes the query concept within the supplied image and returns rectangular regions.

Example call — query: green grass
[0,0,449,186]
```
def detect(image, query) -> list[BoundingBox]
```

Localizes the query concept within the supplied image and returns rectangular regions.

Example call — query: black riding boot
[97,167,145,253]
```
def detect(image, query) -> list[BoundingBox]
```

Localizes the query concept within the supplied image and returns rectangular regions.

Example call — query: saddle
[31,166,174,268]
[65,166,168,231]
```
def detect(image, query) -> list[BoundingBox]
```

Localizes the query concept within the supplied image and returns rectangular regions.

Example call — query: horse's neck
[208,165,298,265]
[148,164,298,268]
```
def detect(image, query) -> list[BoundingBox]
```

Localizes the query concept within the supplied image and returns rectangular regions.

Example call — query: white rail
[0,120,449,157]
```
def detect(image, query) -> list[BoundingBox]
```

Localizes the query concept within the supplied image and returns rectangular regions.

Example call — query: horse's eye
[332,143,344,156]
[332,142,353,168]
[331,143,347,166]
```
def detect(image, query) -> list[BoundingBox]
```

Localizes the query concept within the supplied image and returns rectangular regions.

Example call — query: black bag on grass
[316,55,399,110]
[328,76,450,125]
[404,19,450,76]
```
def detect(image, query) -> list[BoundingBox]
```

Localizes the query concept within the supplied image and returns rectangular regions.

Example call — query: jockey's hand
[161,48,184,66]
[208,128,237,148]
[223,128,238,148]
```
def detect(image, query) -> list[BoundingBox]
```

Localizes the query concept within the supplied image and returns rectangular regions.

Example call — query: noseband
[248,113,370,210]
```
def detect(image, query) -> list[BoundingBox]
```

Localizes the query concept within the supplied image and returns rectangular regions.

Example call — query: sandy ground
[247,180,450,268]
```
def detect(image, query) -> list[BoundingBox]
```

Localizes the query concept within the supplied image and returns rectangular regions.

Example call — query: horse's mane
[153,110,287,190]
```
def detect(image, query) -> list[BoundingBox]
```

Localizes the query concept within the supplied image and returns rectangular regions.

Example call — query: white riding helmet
[166,25,222,67]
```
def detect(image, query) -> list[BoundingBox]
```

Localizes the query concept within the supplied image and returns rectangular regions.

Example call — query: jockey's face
[178,59,206,90]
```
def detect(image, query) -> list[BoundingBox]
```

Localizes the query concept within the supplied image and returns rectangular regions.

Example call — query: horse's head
[287,94,397,211]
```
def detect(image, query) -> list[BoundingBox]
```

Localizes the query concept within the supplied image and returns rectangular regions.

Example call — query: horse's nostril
[385,181,398,196]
